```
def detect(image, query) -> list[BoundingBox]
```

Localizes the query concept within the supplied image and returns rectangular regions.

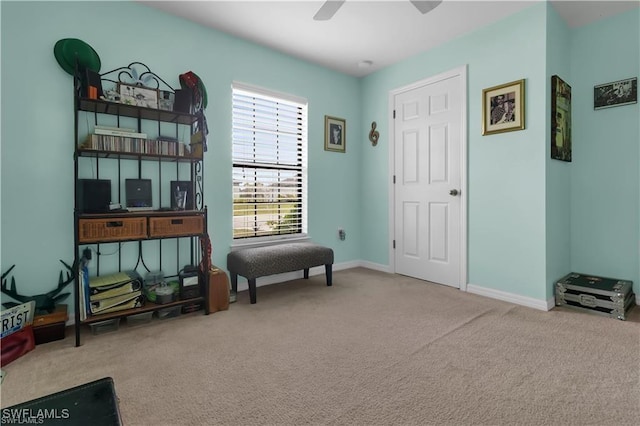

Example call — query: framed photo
[118,83,159,109]
[594,77,637,110]
[324,115,346,153]
[551,75,572,162]
[482,79,525,136]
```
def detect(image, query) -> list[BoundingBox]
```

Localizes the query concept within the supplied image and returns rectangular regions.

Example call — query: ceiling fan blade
[313,0,346,21]
[410,0,443,14]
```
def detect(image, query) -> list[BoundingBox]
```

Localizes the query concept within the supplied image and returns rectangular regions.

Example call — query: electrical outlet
[338,228,346,241]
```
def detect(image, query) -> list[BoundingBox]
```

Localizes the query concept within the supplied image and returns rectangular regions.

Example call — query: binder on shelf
[97,295,144,315]
[90,291,143,315]
[90,280,142,301]
[89,271,140,289]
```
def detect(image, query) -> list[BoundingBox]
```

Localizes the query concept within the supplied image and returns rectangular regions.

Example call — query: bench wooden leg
[304,268,309,279]
[325,264,332,286]
[230,273,238,293]
[248,279,257,304]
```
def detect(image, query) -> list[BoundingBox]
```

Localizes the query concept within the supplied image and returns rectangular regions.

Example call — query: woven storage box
[79,217,147,243]
[149,215,203,238]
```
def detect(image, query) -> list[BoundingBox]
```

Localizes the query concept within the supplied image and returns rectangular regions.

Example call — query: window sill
[230,234,310,251]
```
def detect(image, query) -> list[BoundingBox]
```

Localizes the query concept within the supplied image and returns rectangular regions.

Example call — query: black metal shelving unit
[72,63,209,346]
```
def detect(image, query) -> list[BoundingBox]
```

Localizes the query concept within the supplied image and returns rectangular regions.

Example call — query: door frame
[387,65,468,291]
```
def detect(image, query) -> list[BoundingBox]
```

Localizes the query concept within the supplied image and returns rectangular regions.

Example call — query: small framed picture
[551,75,572,162]
[324,115,346,153]
[482,79,525,136]
[594,77,637,110]
[118,83,159,109]
[158,90,175,111]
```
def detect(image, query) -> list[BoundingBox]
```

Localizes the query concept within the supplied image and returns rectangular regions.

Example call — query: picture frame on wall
[324,115,346,153]
[482,79,525,136]
[551,75,572,162]
[594,77,637,110]
[118,83,159,109]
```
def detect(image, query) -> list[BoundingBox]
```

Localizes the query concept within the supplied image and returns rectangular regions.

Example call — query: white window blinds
[232,83,308,239]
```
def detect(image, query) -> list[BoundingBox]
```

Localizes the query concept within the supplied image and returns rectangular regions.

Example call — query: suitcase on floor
[555,272,635,320]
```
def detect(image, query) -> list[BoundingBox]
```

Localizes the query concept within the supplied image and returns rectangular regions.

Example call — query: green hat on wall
[54,38,101,75]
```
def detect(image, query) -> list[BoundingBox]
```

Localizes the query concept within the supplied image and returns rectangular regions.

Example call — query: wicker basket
[149,215,203,238]
[79,217,147,243]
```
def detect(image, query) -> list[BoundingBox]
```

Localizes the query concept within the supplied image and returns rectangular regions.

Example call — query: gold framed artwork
[324,115,346,153]
[551,75,572,162]
[482,79,525,136]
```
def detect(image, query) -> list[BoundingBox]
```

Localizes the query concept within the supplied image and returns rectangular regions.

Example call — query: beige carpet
[2,268,639,425]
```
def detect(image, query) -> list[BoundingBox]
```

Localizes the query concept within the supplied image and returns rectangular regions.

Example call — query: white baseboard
[236,265,556,315]
[466,283,552,311]
[359,261,391,273]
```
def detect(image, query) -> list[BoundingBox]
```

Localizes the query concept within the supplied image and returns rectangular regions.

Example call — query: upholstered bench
[227,242,334,304]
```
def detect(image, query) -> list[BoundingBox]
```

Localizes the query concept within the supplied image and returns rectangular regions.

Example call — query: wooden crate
[149,215,203,238]
[79,217,147,243]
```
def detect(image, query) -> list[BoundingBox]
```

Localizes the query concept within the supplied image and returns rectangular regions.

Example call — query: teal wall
[569,9,640,294]
[0,1,361,303]
[545,5,572,300]
[1,1,638,310]
[361,3,549,300]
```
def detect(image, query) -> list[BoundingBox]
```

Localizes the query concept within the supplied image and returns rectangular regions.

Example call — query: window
[232,83,308,240]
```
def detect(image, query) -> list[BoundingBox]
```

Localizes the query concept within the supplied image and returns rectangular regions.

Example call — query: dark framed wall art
[324,115,346,152]
[551,75,572,162]
[594,77,637,110]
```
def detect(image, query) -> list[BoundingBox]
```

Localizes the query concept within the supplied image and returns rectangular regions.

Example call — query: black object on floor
[1,377,122,425]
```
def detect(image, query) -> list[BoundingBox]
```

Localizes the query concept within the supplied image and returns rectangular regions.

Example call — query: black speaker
[77,179,111,213]
[173,89,192,113]
[179,267,201,299]
[83,68,104,99]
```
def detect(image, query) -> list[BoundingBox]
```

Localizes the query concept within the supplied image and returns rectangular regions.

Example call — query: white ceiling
[140,0,640,77]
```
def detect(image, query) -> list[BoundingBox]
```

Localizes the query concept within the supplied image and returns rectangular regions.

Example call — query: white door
[393,70,465,288]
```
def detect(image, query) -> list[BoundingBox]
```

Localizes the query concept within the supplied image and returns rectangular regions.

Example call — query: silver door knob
[449,189,459,196]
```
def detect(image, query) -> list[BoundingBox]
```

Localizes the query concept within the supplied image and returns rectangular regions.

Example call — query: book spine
[94,129,147,139]
[95,125,136,133]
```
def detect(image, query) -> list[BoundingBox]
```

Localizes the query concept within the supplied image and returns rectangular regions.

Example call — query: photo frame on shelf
[594,77,637,110]
[551,75,572,162]
[118,83,159,109]
[324,115,346,153]
[482,79,525,136]
[158,90,175,111]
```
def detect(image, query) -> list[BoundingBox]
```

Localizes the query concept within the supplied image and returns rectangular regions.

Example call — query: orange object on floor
[208,267,229,313]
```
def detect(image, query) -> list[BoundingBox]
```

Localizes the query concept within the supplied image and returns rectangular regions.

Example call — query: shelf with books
[77,148,201,163]
[81,297,205,324]
[77,268,204,324]
[78,98,197,126]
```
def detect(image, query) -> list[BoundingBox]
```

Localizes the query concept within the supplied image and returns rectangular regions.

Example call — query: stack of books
[79,269,144,320]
